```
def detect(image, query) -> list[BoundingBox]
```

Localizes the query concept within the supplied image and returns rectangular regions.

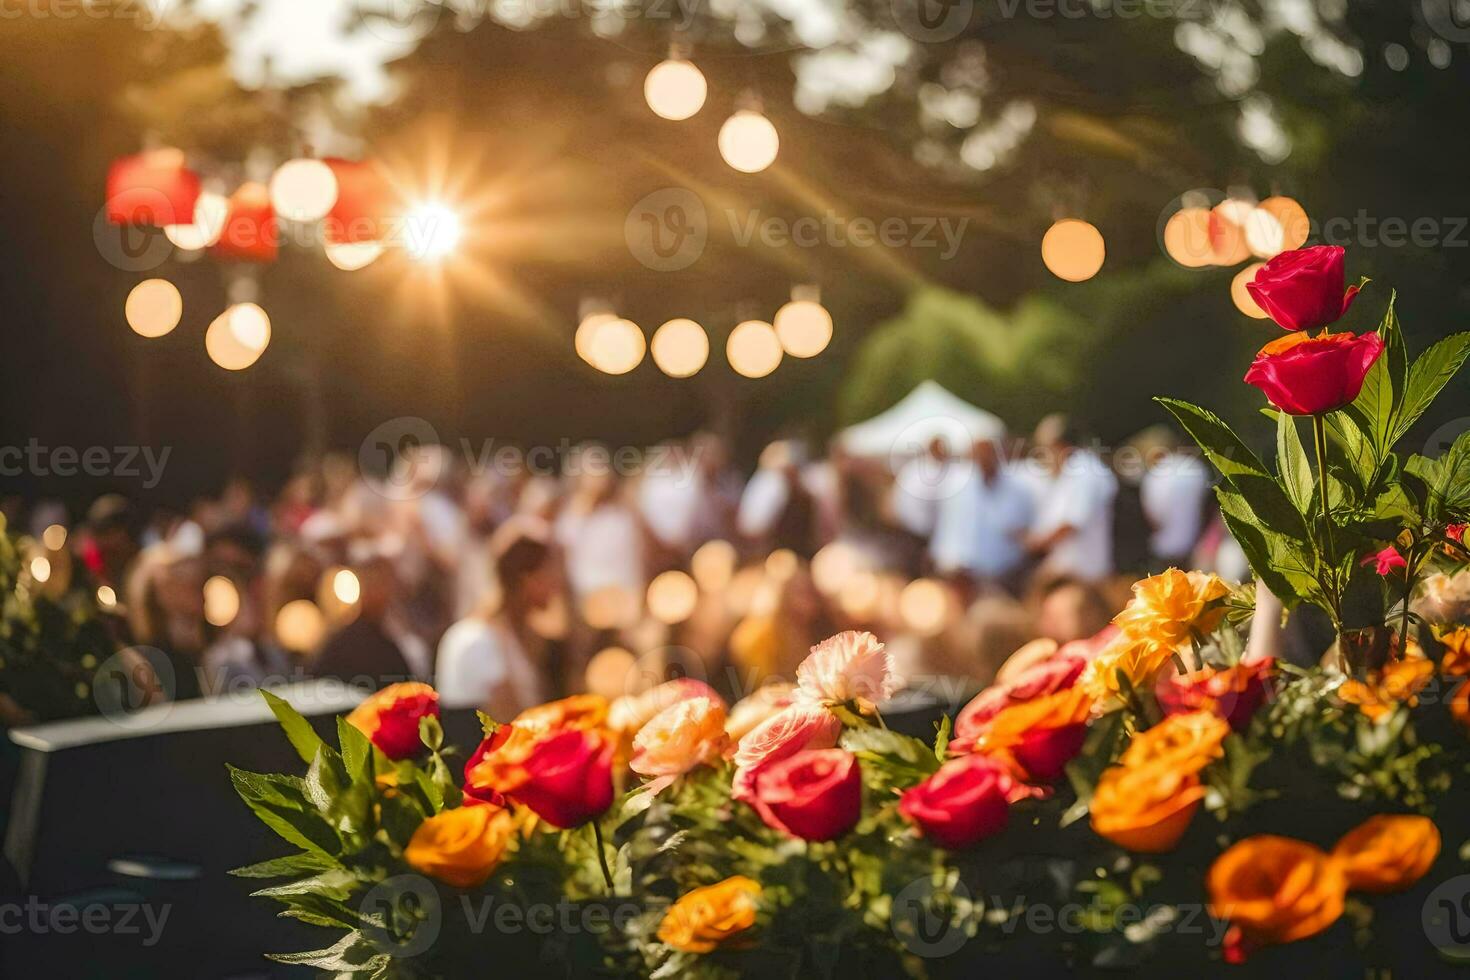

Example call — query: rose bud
[898,754,1012,849]
[505,729,615,829]
[749,748,862,842]
[462,724,517,806]
[345,682,440,760]
[1244,330,1384,416]
[1245,245,1360,332]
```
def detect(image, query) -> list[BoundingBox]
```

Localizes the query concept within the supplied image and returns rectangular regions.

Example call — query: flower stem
[1311,415,1335,565]
[590,819,615,894]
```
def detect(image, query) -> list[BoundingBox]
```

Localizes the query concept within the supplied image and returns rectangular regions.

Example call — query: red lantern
[324,158,395,244]
[211,182,279,262]
[106,149,201,226]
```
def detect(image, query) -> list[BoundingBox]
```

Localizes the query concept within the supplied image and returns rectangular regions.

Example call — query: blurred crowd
[3,414,1254,722]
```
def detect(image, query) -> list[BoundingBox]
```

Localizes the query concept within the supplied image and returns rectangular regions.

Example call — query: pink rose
[609,678,723,735]
[731,703,842,801]
[630,696,729,781]
[950,656,1086,754]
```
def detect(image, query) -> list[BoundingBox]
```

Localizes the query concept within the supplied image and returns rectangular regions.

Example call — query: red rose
[506,730,615,828]
[1244,330,1384,416]
[898,754,1012,849]
[1245,245,1360,332]
[749,748,862,842]
[950,655,1086,754]
[462,725,515,806]
[346,682,440,760]
[1010,723,1089,782]
[1156,659,1273,732]
[1448,523,1467,545]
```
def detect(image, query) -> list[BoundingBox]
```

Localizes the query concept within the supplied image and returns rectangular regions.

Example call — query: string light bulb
[644,58,707,121]
[718,110,779,173]
[773,299,832,358]
[650,317,709,377]
[587,317,646,375]
[726,319,782,378]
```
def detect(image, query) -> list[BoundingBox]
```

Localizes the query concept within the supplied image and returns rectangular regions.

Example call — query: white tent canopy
[838,380,1006,460]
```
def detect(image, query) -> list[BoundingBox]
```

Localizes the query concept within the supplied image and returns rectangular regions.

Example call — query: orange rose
[1120,710,1229,775]
[512,693,610,737]
[404,804,514,889]
[1453,679,1470,731]
[1207,836,1346,948]
[657,875,761,953]
[1085,633,1179,704]
[1338,657,1435,722]
[630,696,729,782]
[463,723,541,797]
[1331,814,1440,893]
[1090,762,1205,853]
[1439,626,1470,678]
[977,686,1094,781]
[1113,569,1230,649]
[346,682,440,760]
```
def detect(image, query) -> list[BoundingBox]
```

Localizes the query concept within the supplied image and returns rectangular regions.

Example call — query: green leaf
[266,932,382,970]
[1156,397,1309,541]
[1406,429,1470,521]
[1349,293,1403,456]
[1275,411,1314,517]
[262,689,325,767]
[1396,331,1470,443]
[230,851,338,879]
[1216,488,1314,608]
[933,715,952,763]
[251,869,359,902]
[338,716,372,784]
[228,765,340,857]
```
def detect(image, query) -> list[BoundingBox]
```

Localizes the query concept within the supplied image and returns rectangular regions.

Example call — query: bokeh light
[582,585,641,630]
[650,317,709,377]
[718,110,779,173]
[275,599,327,653]
[96,585,117,609]
[203,575,241,627]
[1040,219,1105,282]
[1256,196,1310,253]
[773,300,833,357]
[811,541,862,596]
[575,312,616,364]
[586,647,637,698]
[227,302,272,351]
[646,570,699,624]
[28,556,50,584]
[125,279,183,338]
[333,568,362,605]
[726,319,782,378]
[41,524,67,551]
[1207,201,1253,266]
[1163,207,1213,268]
[899,578,950,636]
[205,305,268,371]
[690,540,736,592]
[1232,262,1270,318]
[163,191,229,250]
[270,158,339,222]
[325,240,385,271]
[587,317,646,375]
[644,59,707,121]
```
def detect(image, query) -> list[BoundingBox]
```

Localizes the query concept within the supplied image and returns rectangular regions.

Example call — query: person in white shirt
[555,467,647,603]
[931,437,1035,587]
[1141,445,1212,566]
[1024,416,1118,583]
[436,519,557,717]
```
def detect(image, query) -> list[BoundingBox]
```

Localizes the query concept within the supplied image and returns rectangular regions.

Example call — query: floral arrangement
[234,248,1470,977]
